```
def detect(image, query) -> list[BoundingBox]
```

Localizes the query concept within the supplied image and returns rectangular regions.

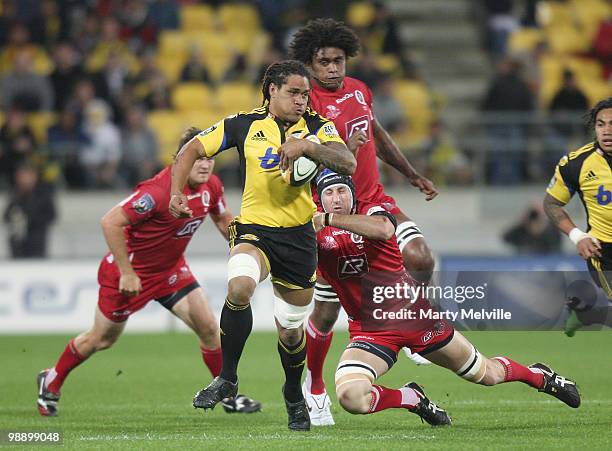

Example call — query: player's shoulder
[344,76,369,90]
[358,200,387,216]
[135,167,171,194]
[233,107,268,120]
[558,142,597,170]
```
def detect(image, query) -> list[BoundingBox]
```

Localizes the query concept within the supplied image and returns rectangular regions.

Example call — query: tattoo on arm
[543,194,575,233]
[308,142,356,175]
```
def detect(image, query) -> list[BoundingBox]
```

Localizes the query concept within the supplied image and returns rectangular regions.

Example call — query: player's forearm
[171,139,202,195]
[213,211,233,241]
[373,120,417,179]
[101,221,134,275]
[306,142,356,175]
[543,194,576,235]
[329,214,394,240]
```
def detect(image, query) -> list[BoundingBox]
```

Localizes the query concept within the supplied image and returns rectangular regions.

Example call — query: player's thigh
[171,287,218,333]
[229,243,270,281]
[424,330,476,372]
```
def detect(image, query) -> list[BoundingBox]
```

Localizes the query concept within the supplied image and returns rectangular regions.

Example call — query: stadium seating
[172,83,212,112]
[216,82,258,116]
[180,4,216,31]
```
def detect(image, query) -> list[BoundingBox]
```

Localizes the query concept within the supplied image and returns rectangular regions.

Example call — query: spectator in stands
[144,73,172,110]
[120,105,160,186]
[502,200,561,254]
[3,163,56,258]
[592,13,612,79]
[148,0,180,30]
[373,75,405,134]
[0,51,54,111]
[47,108,89,189]
[118,0,157,52]
[73,12,100,56]
[86,16,136,73]
[482,0,518,61]
[0,22,48,74]
[422,120,473,186]
[92,50,132,124]
[0,108,38,186]
[180,46,212,84]
[29,0,64,48]
[481,57,533,184]
[223,53,249,83]
[549,69,589,139]
[80,100,122,188]
[49,42,85,111]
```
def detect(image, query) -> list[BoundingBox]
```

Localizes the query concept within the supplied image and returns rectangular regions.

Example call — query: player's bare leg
[425,331,580,408]
[334,347,451,426]
[274,284,313,431]
[303,299,340,426]
[38,307,126,416]
[192,243,268,410]
[394,211,435,365]
[173,288,262,413]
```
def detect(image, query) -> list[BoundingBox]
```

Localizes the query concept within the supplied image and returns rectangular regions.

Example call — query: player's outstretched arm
[211,210,234,241]
[100,206,142,296]
[313,212,394,240]
[543,193,601,259]
[372,118,438,201]
[170,137,205,218]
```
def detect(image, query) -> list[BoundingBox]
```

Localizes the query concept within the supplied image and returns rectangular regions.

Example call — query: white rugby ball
[281,133,320,186]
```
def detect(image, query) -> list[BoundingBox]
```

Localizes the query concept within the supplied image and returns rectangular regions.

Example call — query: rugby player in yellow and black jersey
[544,97,612,335]
[169,60,356,431]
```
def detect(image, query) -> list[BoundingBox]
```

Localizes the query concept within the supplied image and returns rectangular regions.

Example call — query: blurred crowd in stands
[0,0,610,195]
[478,0,612,184]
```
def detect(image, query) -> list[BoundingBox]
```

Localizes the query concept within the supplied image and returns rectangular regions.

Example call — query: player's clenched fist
[169,193,192,218]
[576,235,602,259]
[119,272,142,297]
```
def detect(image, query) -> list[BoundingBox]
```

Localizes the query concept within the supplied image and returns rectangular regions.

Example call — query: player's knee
[278,327,302,347]
[274,296,308,332]
[94,333,119,351]
[227,278,255,306]
[337,385,370,414]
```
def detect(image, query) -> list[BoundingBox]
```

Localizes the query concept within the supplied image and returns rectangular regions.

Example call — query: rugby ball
[281,133,320,186]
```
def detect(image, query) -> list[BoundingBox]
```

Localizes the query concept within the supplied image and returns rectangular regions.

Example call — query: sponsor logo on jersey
[251,130,267,141]
[350,233,364,244]
[584,170,598,182]
[187,193,201,200]
[258,147,280,169]
[558,155,569,167]
[336,92,354,104]
[422,330,433,344]
[168,274,177,285]
[325,104,341,120]
[338,254,369,278]
[320,235,338,250]
[354,90,367,106]
[239,234,259,241]
[366,206,386,216]
[176,218,203,237]
[323,123,339,138]
[132,193,155,214]
[113,310,132,317]
[202,191,210,207]
[345,115,370,141]
[547,175,556,190]
[199,123,219,137]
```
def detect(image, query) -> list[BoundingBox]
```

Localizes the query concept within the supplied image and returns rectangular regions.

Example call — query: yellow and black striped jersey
[547,142,612,242]
[195,106,345,228]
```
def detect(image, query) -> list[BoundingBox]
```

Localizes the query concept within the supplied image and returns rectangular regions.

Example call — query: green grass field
[2,331,611,450]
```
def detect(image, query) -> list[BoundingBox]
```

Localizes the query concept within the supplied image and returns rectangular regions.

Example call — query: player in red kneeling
[289,18,438,424]
[312,170,580,425]
[37,128,260,416]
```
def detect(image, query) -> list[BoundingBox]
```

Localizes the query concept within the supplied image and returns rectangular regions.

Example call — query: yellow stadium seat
[537,1,574,27]
[375,54,401,74]
[579,79,612,107]
[508,28,545,53]
[571,0,612,40]
[216,82,258,116]
[156,54,185,85]
[545,25,591,54]
[347,2,376,28]
[218,3,260,32]
[158,30,189,58]
[180,4,216,31]
[181,110,223,131]
[147,111,186,165]
[172,83,213,112]
[28,112,56,144]
[394,80,434,141]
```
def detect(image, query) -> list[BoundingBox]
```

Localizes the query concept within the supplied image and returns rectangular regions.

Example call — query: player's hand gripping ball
[281,132,320,186]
